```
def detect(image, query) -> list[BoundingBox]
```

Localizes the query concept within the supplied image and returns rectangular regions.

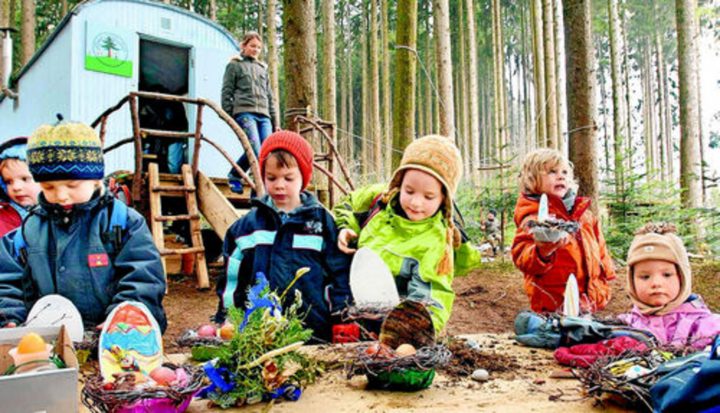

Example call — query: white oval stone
[471,369,490,382]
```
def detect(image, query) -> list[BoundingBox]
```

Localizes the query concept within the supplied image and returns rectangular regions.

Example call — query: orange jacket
[511,193,616,313]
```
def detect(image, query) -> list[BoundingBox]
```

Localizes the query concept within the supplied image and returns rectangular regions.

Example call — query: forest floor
[159,253,720,412]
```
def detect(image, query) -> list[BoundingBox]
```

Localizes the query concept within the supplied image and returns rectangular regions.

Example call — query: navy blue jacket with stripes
[215,192,352,341]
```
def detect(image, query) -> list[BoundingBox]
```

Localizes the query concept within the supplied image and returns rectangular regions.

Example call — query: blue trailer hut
[0,0,244,178]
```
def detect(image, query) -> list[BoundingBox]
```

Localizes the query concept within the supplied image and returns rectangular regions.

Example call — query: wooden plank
[196,170,242,240]
[182,165,210,290]
[159,246,206,256]
[147,163,167,281]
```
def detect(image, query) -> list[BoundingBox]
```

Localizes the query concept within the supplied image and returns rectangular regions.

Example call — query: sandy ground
[181,334,632,413]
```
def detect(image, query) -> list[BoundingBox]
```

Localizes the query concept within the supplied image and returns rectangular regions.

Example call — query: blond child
[0,137,41,236]
[334,135,480,333]
[512,148,615,313]
[0,123,166,330]
[619,223,720,350]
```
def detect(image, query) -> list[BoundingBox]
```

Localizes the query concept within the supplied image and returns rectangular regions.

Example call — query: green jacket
[221,55,276,123]
[334,184,480,332]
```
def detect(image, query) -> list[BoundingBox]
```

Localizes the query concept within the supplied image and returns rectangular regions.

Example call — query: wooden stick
[238,341,305,370]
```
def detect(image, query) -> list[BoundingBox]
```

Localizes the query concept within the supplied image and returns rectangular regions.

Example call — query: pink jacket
[619,296,720,350]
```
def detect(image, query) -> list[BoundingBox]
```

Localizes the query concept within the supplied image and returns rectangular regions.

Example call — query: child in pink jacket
[619,223,720,350]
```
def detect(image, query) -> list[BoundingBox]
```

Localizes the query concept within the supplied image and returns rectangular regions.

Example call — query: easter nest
[527,218,579,243]
[573,344,698,410]
[81,363,205,413]
[347,300,451,391]
[175,329,224,347]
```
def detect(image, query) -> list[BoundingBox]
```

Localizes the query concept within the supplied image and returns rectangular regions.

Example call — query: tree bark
[361,4,369,178]
[267,0,280,128]
[282,0,318,130]
[370,0,382,175]
[321,0,336,125]
[554,0,568,151]
[457,0,471,173]
[542,0,558,148]
[491,0,507,159]
[392,0,417,169]
[675,0,702,208]
[21,0,35,66]
[381,0,392,177]
[565,0,598,209]
[209,0,217,21]
[608,0,625,195]
[531,0,547,148]
[0,0,9,86]
[465,0,479,174]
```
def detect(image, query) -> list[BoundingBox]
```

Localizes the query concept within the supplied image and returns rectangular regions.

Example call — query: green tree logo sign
[90,32,128,68]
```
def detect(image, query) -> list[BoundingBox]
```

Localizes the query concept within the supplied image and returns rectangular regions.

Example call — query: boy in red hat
[214,131,352,342]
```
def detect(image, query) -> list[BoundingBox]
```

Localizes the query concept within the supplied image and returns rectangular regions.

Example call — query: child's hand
[338,228,358,254]
[535,235,570,259]
[3,322,17,328]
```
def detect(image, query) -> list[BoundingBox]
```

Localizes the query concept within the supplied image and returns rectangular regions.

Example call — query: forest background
[1,0,720,262]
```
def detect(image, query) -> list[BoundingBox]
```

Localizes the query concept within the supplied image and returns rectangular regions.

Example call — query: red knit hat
[258,130,314,189]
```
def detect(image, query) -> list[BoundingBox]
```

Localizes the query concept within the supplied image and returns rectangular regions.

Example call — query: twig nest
[471,369,490,382]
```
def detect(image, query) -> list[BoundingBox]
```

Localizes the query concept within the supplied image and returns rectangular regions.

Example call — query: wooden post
[191,104,204,176]
[148,163,167,281]
[128,95,144,203]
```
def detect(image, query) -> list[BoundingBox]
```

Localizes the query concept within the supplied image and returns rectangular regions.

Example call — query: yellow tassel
[436,227,455,275]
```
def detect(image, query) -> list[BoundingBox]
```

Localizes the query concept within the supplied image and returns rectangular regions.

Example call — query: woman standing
[221,32,277,191]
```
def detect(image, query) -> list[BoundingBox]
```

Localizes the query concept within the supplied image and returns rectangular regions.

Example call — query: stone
[471,369,490,382]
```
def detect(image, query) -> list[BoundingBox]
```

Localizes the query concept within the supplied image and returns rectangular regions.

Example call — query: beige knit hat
[384,135,463,276]
[626,223,691,315]
[386,134,463,223]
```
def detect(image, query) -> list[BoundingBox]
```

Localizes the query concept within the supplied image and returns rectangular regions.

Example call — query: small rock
[466,339,481,350]
[471,369,490,382]
[533,378,546,385]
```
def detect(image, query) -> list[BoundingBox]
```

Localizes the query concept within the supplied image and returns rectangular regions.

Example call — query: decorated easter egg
[197,324,217,338]
[395,343,417,357]
[17,333,47,354]
[219,323,235,340]
[149,366,176,386]
[364,342,394,359]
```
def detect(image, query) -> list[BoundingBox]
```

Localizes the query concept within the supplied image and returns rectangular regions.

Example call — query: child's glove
[514,311,561,349]
[332,323,360,343]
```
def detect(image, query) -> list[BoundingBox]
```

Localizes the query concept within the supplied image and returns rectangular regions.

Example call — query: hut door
[138,39,190,173]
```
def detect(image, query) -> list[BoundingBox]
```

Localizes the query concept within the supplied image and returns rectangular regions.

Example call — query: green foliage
[602,168,720,263]
[201,288,319,409]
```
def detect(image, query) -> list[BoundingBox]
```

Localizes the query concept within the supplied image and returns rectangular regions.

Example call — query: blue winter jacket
[216,192,352,341]
[0,191,167,331]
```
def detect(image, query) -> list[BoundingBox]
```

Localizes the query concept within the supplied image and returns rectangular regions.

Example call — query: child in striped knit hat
[0,123,167,332]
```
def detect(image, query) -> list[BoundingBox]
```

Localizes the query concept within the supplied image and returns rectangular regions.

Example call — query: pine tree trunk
[392,0,418,169]
[608,0,625,195]
[465,0,479,175]
[424,13,433,135]
[267,0,280,128]
[321,0,336,125]
[542,0,558,148]
[347,26,355,164]
[492,0,507,159]
[361,5,369,178]
[675,0,702,208]
[457,0,471,173]
[62,0,68,15]
[564,0,598,208]
[381,0,392,177]
[370,0,382,175]
[282,0,318,138]
[209,0,217,21]
[554,0,568,151]
[621,7,633,173]
[21,0,35,66]
[599,52,611,177]
[531,0,547,148]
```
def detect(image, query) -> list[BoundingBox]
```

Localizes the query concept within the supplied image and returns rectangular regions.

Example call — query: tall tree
[321,0,336,125]
[370,0,382,174]
[465,0,479,171]
[433,0,454,140]
[531,0,547,147]
[554,0,568,150]
[564,0,599,209]
[0,0,9,87]
[675,0,701,208]
[542,0,558,148]
[491,0,508,159]
[282,0,317,131]
[392,0,417,168]
[608,0,625,195]
[266,0,280,128]
[381,0,392,177]
[21,0,35,66]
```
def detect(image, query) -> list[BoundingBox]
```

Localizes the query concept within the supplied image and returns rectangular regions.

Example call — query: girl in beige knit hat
[618,223,720,349]
[333,135,481,333]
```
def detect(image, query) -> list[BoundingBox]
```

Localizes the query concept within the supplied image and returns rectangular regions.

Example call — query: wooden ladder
[148,162,210,289]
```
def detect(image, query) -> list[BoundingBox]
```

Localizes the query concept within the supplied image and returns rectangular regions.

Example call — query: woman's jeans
[229,112,273,179]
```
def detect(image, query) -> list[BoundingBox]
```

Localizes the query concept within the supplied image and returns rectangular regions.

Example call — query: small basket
[349,301,450,391]
[82,363,204,413]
